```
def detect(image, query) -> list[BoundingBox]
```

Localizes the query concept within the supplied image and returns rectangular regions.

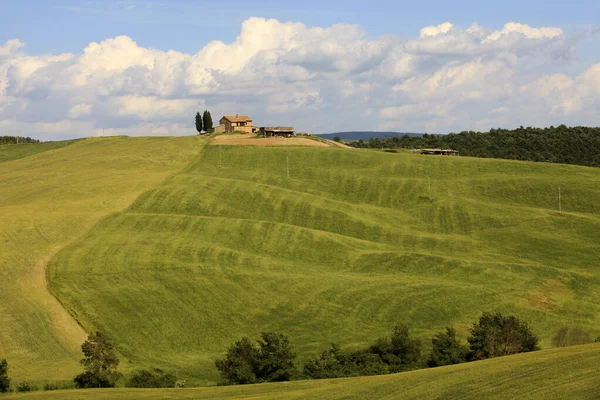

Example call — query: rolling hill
[317,131,423,141]
[43,141,600,385]
[0,136,204,382]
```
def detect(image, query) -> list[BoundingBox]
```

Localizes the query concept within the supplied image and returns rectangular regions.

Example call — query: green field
[1,136,600,393]
[46,143,600,384]
[0,136,204,381]
[4,344,600,399]
[0,140,80,163]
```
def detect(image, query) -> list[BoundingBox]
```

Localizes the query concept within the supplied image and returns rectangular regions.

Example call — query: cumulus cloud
[0,17,598,140]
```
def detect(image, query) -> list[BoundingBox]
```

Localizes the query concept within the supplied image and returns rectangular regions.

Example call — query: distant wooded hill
[0,136,40,145]
[317,131,423,141]
[345,125,600,168]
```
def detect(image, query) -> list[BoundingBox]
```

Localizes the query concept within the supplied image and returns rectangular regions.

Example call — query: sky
[1,0,599,140]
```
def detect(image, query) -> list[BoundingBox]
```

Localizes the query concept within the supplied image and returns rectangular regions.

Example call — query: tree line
[195,110,214,134]
[1,313,598,392]
[214,312,542,385]
[0,136,40,145]
[346,125,600,168]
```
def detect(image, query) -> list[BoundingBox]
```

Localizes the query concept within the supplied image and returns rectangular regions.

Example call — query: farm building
[217,115,253,133]
[259,126,295,137]
[420,149,460,156]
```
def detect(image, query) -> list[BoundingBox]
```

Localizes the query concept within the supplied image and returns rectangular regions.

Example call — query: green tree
[257,332,298,382]
[215,337,261,385]
[203,110,213,133]
[468,312,539,360]
[0,359,9,393]
[195,112,203,134]
[368,325,422,372]
[428,327,469,367]
[74,331,121,388]
[333,136,341,142]
[215,332,297,385]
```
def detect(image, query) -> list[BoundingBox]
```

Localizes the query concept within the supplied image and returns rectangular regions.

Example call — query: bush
[468,312,539,360]
[215,332,297,385]
[127,368,177,388]
[17,381,37,392]
[428,327,469,367]
[174,379,187,388]
[43,381,75,391]
[367,325,423,372]
[0,359,9,393]
[333,136,341,142]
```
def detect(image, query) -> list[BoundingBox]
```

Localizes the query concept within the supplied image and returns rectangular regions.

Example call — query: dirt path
[211,135,331,147]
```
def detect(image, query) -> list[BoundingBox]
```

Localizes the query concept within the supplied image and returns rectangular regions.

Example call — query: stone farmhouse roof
[222,115,253,123]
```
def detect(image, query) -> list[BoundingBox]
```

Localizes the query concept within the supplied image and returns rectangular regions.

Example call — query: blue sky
[2,0,599,55]
[0,0,599,139]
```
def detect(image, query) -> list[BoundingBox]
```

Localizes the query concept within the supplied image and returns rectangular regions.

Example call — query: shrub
[367,325,423,372]
[174,379,187,388]
[0,359,9,393]
[468,312,539,360]
[428,327,469,367]
[17,381,37,392]
[127,368,177,388]
[215,332,297,385]
[43,381,75,391]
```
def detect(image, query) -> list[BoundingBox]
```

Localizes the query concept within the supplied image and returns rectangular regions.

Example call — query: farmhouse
[421,149,460,156]
[217,115,253,134]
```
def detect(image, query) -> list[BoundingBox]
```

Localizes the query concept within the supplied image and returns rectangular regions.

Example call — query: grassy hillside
[0,140,80,163]
[4,344,600,399]
[48,145,600,384]
[0,136,204,382]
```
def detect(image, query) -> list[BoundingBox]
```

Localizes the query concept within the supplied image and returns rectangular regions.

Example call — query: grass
[3,344,600,399]
[46,145,600,384]
[0,140,81,163]
[0,136,204,382]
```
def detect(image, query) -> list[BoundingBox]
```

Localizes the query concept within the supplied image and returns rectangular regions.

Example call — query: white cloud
[0,18,598,139]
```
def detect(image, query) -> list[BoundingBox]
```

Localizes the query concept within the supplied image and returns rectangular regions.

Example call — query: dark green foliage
[367,325,423,373]
[333,136,341,142]
[215,333,297,385]
[428,327,469,367]
[43,381,75,391]
[126,368,177,388]
[0,136,40,145]
[552,328,592,347]
[0,359,9,393]
[195,112,203,134]
[16,381,37,392]
[303,344,352,379]
[203,110,213,133]
[346,125,600,168]
[256,332,298,382]
[468,313,539,360]
[74,331,121,388]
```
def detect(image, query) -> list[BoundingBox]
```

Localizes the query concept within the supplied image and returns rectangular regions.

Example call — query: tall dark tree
[428,327,469,367]
[468,312,539,360]
[203,110,213,133]
[0,359,9,393]
[74,331,121,388]
[195,112,203,134]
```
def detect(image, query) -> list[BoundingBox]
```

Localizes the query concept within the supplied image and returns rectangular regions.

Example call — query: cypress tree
[195,112,203,134]
[203,110,213,133]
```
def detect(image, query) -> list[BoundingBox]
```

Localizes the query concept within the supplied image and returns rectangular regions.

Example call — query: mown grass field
[0,140,80,163]
[47,144,600,384]
[0,136,204,382]
[4,344,600,399]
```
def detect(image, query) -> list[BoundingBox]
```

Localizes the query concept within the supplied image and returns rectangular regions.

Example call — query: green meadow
[44,143,600,384]
[0,136,203,382]
[4,344,600,399]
